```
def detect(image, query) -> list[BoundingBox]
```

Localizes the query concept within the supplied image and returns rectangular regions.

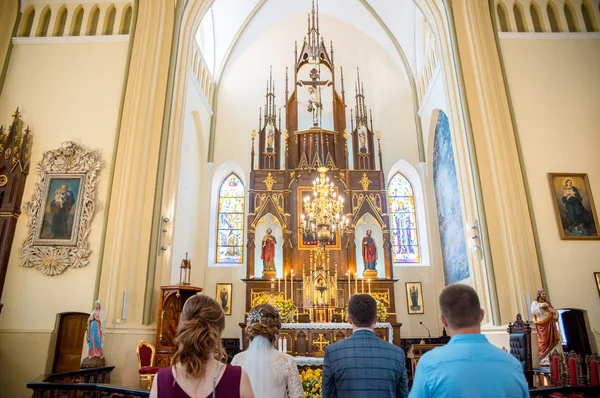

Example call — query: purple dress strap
[156,364,242,398]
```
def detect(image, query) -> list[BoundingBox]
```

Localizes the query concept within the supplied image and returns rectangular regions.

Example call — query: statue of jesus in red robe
[362,230,377,271]
[261,228,277,271]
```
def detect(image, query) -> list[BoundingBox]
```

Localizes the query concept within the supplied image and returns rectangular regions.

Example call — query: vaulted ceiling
[196,0,427,81]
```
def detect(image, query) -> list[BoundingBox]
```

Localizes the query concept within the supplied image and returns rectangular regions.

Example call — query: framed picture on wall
[595,273,600,300]
[548,173,599,240]
[405,282,424,315]
[216,283,233,315]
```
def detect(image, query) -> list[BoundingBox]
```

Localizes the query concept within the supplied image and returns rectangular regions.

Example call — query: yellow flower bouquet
[300,368,322,398]
[274,296,296,323]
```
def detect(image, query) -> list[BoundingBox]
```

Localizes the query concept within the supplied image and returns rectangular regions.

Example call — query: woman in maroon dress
[150,294,254,398]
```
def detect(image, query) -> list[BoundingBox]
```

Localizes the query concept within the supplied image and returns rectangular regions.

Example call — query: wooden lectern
[407,343,443,377]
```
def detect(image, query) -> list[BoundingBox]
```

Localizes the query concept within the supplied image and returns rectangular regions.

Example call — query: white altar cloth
[293,356,324,366]
[280,322,393,342]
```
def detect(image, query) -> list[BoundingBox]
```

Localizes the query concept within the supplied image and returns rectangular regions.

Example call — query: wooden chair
[507,313,533,387]
[566,350,585,386]
[586,353,600,387]
[137,340,159,390]
[550,351,566,386]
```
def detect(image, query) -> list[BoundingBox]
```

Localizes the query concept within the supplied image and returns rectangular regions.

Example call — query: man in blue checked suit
[322,294,408,398]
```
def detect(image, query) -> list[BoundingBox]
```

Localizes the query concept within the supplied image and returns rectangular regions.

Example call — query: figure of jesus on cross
[298,67,332,127]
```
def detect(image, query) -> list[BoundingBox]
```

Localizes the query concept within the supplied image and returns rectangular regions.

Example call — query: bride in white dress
[231,304,304,398]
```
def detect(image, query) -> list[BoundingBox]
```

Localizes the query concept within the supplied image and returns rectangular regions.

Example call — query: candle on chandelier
[271,278,275,290]
[284,272,287,300]
[354,272,358,293]
[361,276,365,294]
[278,276,281,292]
[347,271,351,298]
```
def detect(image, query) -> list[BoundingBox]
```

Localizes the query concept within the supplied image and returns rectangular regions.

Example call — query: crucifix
[298,67,332,127]
[312,333,330,352]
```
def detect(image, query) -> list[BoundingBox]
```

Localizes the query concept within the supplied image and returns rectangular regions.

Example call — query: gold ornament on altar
[302,245,339,322]
[300,166,347,245]
[359,173,372,191]
[179,253,191,285]
[262,172,277,191]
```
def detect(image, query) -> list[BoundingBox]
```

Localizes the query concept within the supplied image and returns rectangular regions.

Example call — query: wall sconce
[470,220,483,259]
[159,217,170,255]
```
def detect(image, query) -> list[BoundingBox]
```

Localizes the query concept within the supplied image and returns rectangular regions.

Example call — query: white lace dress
[231,336,304,398]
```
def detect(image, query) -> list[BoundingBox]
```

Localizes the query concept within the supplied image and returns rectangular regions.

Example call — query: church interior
[0,0,599,396]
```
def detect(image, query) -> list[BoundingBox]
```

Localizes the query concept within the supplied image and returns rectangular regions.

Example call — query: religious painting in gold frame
[405,282,424,315]
[297,186,341,250]
[548,173,599,240]
[216,283,232,315]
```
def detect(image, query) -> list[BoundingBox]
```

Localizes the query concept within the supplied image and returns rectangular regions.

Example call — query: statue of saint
[266,124,274,152]
[86,300,106,358]
[261,228,277,271]
[362,230,377,271]
[531,288,561,365]
[307,86,322,127]
[358,125,367,153]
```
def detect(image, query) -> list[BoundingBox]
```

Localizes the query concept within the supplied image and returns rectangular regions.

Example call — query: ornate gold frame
[297,186,341,250]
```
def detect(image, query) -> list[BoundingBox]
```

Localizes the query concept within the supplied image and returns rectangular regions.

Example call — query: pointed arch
[70,6,84,36]
[513,3,528,32]
[564,1,580,32]
[216,173,245,264]
[496,2,511,32]
[388,172,419,263]
[547,2,562,32]
[581,1,598,32]
[86,6,100,36]
[19,6,35,37]
[36,6,51,37]
[119,4,133,34]
[530,3,544,32]
[103,5,117,35]
[53,6,68,37]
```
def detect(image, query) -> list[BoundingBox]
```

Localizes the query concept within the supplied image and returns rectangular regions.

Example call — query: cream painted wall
[500,37,600,351]
[0,40,128,396]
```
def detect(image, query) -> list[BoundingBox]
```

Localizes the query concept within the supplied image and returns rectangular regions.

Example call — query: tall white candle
[284,273,287,300]
[347,271,351,298]
[361,277,364,294]
[283,338,288,353]
[291,269,294,304]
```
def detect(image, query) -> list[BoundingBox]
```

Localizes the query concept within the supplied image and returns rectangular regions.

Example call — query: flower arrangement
[250,294,271,308]
[300,368,322,398]
[376,298,388,322]
[342,297,388,322]
[273,296,296,323]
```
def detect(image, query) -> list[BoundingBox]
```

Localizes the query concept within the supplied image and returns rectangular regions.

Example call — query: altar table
[240,322,394,356]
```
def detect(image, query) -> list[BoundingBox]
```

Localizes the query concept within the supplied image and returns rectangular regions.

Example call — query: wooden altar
[240,322,401,356]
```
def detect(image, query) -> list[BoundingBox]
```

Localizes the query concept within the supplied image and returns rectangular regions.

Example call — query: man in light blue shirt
[409,284,529,398]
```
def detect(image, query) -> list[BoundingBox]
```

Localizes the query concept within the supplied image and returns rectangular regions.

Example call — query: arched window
[564,2,580,32]
[547,2,562,32]
[86,6,100,36]
[53,7,68,37]
[530,3,544,32]
[103,6,116,35]
[119,5,132,35]
[216,174,245,264]
[497,3,511,32]
[70,6,84,36]
[513,3,528,32]
[36,7,51,37]
[388,173,419,263]
[582,2,598,32]
[19,7,35,37]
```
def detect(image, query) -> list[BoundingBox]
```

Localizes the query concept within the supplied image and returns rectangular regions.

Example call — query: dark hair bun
[246,304,282,342]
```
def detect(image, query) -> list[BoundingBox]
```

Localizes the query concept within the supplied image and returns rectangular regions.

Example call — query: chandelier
[300,166,348,245]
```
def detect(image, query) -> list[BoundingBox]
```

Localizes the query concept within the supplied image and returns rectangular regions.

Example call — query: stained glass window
[388,173,419,263]
[216,174,245,263]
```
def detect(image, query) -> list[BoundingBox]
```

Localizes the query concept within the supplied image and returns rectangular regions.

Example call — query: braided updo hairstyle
[246,304,282,343]
[171,294,226,378]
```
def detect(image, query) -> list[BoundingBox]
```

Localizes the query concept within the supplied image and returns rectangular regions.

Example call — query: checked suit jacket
[322,329,408,398]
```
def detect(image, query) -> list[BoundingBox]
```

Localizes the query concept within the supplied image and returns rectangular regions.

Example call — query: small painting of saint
[216,283,232,315]
[38,177,82,243]
[549,173,599,240]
